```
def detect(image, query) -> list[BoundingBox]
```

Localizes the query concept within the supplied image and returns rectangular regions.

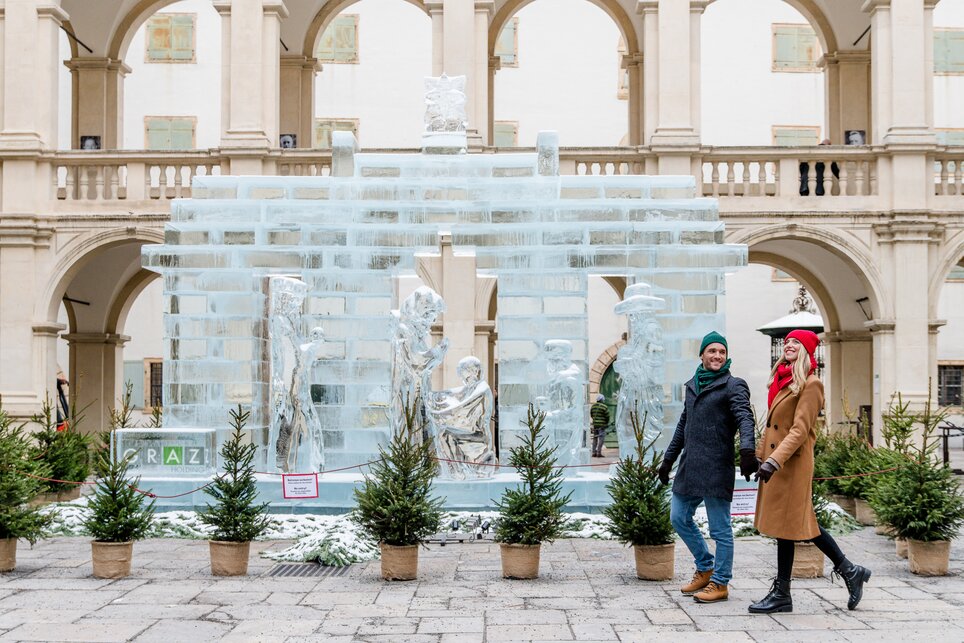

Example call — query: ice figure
[390,286,449,442]
[543,340,585,468]
[613,282,666,459]
[269,277,325,473]
[422,74,467,152]
[426,356,496,480]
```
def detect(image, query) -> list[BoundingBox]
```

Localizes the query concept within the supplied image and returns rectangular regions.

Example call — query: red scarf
[767,358,816,408]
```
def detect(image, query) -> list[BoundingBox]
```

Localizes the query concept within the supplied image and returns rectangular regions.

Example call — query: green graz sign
[112,429,217,475]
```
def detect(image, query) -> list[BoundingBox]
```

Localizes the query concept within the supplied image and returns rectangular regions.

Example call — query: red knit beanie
[785,329,819,367]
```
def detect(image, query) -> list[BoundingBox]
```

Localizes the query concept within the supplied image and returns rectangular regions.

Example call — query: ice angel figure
[427,356,496,480]
[390,286,449,442]
[424,74,467,133]
[613,282,666,459]
[543,340,585,468]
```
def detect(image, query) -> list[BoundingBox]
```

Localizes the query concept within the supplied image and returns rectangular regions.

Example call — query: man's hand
[755,461,777,483]
[657,461,672,486]
[739,449,759,482]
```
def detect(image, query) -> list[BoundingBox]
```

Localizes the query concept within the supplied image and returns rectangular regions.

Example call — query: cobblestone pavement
[0,528,962,642]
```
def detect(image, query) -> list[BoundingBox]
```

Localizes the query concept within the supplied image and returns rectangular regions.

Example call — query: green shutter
[773,24,817,71]
[493,122,518,147]
[146,118,193,150]
[170,119,194,150]
[317,15,358,63]
[496,19,517,65]
[935,29,964,74]
[146,118,172,150]
[171,15,195,61]
[315,120,334,148]
[146,14,195,62]
[147,15,172,61]
[773,127,818,146]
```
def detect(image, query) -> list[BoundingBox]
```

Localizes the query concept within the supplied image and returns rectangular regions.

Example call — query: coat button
[770,444,775,449]
[766,423,771,428]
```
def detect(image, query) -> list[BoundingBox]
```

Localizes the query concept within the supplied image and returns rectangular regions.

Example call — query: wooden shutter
[147,15,172,61]
[170,15,195,61]
[146,117,172,149]
[935,29,964,74]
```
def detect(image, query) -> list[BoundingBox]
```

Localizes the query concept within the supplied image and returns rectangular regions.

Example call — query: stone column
[867,320,896,442]
[427,1,444,76]
[472,1,493,147]
[279,55,319,148]
[638,0,658,146]
[66,57,129,150]
[63,332,130,433]
[438,0,483,146]
[821,52,871,144]
[622,53,643,146]
[823,330,874,428]
[214,0,288,173]
[439,234,478,389]
[487,55,501,146]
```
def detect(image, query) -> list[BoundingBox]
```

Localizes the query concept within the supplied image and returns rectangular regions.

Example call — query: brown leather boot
[680,569,713,595]
[693,581,729,604]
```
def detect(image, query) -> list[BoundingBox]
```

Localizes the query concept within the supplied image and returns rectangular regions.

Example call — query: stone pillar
[279,55,319,148]
[66,58,129,150]
[439,234,478,389]
[427,1,444,76]
[63,332,130,433]
[436,0,485,146]
[623,53,643,146]
[487,56,501,146]
[822,52,871,144]
[639,1,658,145]
[867,320,896,442]
[823,331,874,428]
[472,1,493,147]
[214,0,288,173]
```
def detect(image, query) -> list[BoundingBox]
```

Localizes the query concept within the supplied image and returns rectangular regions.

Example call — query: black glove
[755,461,777,484]
[739,449,759,482]
[657,461,672,486]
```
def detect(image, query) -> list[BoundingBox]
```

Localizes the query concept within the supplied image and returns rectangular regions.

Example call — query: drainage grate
[266,563,352,578]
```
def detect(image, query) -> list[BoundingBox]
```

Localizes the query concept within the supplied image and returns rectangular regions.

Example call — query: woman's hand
[755,461,777,483]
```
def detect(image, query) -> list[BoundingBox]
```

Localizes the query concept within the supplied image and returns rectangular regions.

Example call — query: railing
[935,147,964,196]
[49,151,222,202]
[559,148,650,176]
[276,150,332,176]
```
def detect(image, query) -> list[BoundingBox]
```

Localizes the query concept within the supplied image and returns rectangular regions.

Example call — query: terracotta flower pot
[56,487,82,502]
[907,539,950,576]
[91,541,133,579]
[500,543,541,579]
[632,543,675,581]
[209,541,251,576]
[895,538,908,559]
[0,538,17,572]
[791,541,824,578]
[854,499,877,526]
[832,495,857,517]
[380,543,418,581]
[875,523,896,537]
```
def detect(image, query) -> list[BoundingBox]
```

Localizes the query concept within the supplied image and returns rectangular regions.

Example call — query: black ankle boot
[748,577,792,614]
[833,558,871,610]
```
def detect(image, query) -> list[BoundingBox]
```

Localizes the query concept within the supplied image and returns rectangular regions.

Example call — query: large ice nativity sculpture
[613,282,666,459]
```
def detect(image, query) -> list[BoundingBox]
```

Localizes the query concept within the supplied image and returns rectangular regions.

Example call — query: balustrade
[935,149,964,196]
[50,152,221,202]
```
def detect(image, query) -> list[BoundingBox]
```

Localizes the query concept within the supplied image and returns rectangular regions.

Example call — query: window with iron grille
[939,364,963,407]
[147,360,163,409]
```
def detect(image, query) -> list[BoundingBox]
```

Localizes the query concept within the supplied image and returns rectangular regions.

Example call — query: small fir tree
[30,395,92,494]
[351,398,444,546]
[0,408,54,544]
[870,395,964,542]
[199,406,271,542]
[82,450,156,543]
[603,408,674,547]
[495,404,572,546]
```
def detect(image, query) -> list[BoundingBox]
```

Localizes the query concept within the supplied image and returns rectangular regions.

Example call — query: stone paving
[0,527,963,642]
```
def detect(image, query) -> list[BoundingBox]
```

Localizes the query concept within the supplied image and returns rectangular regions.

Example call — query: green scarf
[694,358,732,394]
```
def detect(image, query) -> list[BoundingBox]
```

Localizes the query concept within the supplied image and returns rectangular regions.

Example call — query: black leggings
[776,526,845,581]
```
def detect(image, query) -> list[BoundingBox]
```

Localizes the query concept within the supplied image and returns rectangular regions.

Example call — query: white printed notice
[731,488,758,516]
[282,473,319,499]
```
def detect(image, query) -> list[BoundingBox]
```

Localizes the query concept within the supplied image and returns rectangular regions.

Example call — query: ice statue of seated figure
[427,356,496,480]
[543,340,586,468]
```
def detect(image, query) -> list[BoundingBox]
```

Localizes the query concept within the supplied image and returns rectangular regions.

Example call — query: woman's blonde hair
[766,349,813,397]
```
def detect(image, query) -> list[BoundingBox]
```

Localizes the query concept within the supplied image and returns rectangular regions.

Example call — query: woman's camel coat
[754,374,823,540]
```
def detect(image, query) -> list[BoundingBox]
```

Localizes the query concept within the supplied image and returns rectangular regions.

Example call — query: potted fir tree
[871,398,964,576]
[31,396,91,502]
[603,409,674,580]
[0,407,54,571]
[82,450,156,578]
[813,432,863,517]
[199,406,271,576]
[792,490,833,578]
[495,405,572,579]
[351,400,443,581]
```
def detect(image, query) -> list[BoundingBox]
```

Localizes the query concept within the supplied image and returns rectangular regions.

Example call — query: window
[314,118,359,148]
[145,13,196,63]
[772,23,821,72]
[772,126,820,146]
[935,28,964,75]
[317,14,359,63]
[144,359,163,410]
[493,121,518,147]
[617,37,629,100]
[939,364,963,407]
[495,17,519,67]
[145,116,196,150]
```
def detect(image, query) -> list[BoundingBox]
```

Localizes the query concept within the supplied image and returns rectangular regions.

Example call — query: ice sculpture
[427,356,496,480]
[613,282,666,459]
[423,74,467,152]
[269,277,326,473]
[543,340,586,467]
[390,286,449,442]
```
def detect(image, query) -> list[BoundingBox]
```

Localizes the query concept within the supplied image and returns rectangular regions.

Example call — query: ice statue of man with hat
[613,282,666,459]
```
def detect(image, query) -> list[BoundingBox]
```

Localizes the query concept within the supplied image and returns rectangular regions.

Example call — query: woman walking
[749,329,871,614]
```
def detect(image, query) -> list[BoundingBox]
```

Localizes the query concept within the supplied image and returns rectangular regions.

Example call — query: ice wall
[143,134,745,471]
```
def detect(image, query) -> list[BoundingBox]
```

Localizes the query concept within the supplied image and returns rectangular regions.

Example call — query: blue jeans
[670,493,733,586]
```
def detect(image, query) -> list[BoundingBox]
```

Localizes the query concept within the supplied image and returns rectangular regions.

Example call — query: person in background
[659,332,758,604]
[750,329,871,614]
[590,394,610,457]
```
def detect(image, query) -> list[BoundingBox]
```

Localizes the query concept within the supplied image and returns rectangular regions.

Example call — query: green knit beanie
[699,331,727,355]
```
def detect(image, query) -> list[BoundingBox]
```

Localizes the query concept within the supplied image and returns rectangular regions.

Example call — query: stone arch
[302,0,428,57]
[108,0,186,61]
[588,339,625,400]
[106,268,160,335]
[782,0,839,55]
[930,229,964,316]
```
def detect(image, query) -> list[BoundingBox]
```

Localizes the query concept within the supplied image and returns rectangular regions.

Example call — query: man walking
[590,394,610,457]
[658,332,757,604]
